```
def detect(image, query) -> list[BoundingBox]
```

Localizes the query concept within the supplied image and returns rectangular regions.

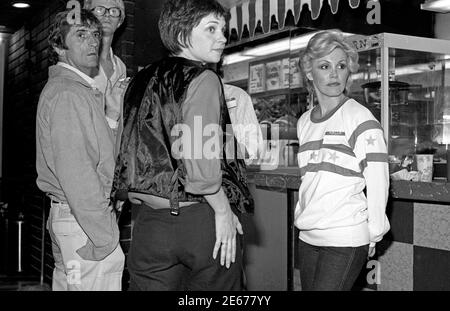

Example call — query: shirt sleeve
[104,79,124,140]
[49,91,119,260]
[181,70,222,195]
[350,105,390,247]
[104,55,128,136]
[224,83,265,163]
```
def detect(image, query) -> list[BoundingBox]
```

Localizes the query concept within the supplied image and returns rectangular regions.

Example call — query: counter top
[390,180,450,202]
[247,166,450,203]
[247,167,300,190]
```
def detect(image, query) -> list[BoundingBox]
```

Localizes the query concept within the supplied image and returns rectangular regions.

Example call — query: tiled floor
[0,274,51,291]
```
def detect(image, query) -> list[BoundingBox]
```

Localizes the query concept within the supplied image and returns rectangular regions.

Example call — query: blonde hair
[299,29,359,99]
[84,0,126,25]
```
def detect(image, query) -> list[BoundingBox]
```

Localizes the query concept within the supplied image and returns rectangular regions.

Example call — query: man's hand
[105,77,130,121]
[114,200,125,213]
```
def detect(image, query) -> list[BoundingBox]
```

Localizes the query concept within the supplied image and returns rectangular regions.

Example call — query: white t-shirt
[93,48,127,129]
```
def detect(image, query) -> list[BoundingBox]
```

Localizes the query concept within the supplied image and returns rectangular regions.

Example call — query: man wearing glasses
[84,0,128,144]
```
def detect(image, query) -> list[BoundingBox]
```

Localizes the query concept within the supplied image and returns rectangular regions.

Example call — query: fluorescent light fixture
[241,41,289,57]
[223,54,253,64]
[223,31,354,65]
[420,0,450,13]
[288,32,356,51]
[12,2,30,8]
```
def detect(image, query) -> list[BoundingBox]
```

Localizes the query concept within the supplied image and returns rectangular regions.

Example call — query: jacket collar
[168,56,210,69]
[48,63,98,89]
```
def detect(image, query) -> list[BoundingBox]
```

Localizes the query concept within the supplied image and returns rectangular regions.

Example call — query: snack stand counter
[223,32,450,290]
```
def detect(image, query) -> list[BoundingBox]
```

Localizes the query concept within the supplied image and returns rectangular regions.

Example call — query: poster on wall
[249,63,265,94]
[265,60,281,91]
[281,58,290,89]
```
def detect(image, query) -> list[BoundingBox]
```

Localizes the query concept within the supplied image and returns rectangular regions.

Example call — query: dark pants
[128,202,243,291]
[298,239,368,291]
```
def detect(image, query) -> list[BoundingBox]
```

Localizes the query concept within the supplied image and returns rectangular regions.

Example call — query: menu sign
[249,55,304,93]
[266,60,282,91]
[289,57,302,88]
[281,58,290,89]
[348,34,381,52]
[249,63,265,94]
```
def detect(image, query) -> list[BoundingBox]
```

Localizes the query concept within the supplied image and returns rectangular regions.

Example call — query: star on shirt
[366,136,376,146]
[310,152,318,161]
[328,151,338,162]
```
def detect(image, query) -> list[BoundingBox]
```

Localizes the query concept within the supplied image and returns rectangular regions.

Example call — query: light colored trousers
[47,201,125,291]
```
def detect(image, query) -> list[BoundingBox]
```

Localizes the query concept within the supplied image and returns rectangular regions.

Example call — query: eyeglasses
[91,6,121,18]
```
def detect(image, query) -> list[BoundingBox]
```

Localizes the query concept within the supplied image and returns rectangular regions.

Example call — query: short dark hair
[158,0,229,55]
[47,9,102,65]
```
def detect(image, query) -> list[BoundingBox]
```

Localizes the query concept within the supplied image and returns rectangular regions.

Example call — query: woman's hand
[212,209,243,269]
[204,188,244,268]
[368,246,376,258]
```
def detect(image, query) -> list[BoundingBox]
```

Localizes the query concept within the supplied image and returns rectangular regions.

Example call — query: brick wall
[4,0,136,288]
[4,0,64,284]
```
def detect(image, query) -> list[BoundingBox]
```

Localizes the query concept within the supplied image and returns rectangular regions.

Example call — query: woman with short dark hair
[112,0,252,291]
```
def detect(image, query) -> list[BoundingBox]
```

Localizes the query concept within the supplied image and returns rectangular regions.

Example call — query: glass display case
[222,32,450,179]
[222,35,303,167]
[346,33,450,182]
[221,31,346,167]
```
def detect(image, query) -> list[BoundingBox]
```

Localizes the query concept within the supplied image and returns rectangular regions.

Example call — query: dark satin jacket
[111,57,254,215]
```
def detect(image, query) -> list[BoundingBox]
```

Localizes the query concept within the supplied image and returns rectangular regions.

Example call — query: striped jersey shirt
[295,98,390,247]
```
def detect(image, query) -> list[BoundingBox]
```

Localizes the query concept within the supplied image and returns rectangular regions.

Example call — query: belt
[141,201,201,212]
[129,192,198,210]
[50,199,68,205]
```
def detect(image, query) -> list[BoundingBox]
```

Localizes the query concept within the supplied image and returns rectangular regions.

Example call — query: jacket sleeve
[49,90,119,260]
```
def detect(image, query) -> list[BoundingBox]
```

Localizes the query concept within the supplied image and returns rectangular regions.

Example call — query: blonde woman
[295,29,390,291]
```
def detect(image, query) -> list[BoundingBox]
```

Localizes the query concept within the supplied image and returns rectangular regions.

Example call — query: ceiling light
[420,0,450,13]
[240,40,290,57]
[223,54,253,64]
[12,2,30,8]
